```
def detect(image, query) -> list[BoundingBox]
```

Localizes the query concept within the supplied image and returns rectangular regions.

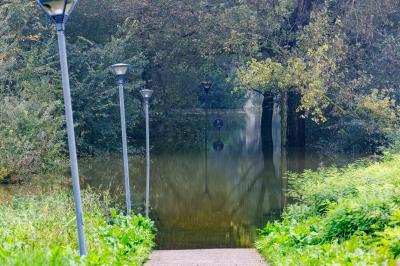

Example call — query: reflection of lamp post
[213,140,224,152]
[36,0,86,256]
[111,63,132,216]
[201,81,212,196]
[213,118,224,152]
[141,89,153,217]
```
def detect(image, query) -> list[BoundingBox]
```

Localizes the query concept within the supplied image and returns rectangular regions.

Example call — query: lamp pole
[111,64,131,216]
[58,28,87,256]
[201,81,212,196]
[140,89,153,217]
[37,0,86,256]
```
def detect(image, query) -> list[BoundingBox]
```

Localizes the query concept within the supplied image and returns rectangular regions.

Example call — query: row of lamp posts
[110,64,153,218]
[37,0,153,256]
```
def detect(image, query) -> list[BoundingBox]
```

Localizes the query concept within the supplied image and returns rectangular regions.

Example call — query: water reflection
[78,107,359,249]
[0,101,363,249]
[79,105,284,249]
[212,118,224,152]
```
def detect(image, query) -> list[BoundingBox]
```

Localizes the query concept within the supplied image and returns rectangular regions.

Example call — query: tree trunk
[281,92,288,148]
[287,91,305,148]
[261,93,274,154]
[286,91,306,172]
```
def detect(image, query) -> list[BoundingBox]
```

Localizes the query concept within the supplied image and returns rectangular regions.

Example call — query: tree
[236,0,400,152]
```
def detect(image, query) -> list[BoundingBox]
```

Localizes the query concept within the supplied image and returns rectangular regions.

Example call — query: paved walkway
[144,249,267,266]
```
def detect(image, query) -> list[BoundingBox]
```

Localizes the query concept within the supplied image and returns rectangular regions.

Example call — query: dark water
[78,107,360,250]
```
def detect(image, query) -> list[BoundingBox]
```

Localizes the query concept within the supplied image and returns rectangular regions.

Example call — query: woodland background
[1,0,399,181]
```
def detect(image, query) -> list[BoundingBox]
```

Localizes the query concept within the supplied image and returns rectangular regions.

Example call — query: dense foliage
[1,0,400,175]
[0,2,65,182]
[0,0,251,180]
[257,153,400,265]
[0,188,155,265]
[236,0,400,152]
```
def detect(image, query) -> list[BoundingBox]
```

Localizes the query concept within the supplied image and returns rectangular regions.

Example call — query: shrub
[324,200,391,241]
[0,187,155,265]
[257,154,400,265]
[0,97,65,182]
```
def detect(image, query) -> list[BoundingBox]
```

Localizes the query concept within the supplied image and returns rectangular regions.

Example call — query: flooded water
[0,101,361,249]
[78,106,360,250]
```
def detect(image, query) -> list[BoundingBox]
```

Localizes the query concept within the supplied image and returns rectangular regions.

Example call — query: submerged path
[144,249,267,266]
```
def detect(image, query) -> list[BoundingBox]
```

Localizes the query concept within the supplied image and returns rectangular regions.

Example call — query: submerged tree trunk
[261,92,305,150]
[260,91,305,178]
[286,91,306,172]
[261,93,274,154]
[281,92,288,148]
[287,91,305,148]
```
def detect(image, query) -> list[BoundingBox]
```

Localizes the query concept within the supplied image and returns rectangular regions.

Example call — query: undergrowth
[257,153,400,265]
[0,188,155,265]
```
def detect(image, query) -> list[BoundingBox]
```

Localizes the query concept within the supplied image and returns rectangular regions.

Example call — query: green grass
[257,153,400,265]
[0,187,155,265]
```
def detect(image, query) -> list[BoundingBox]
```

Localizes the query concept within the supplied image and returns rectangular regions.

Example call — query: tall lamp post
[111,63,132,216]
[201,81,212,196]
[140,89,153,217]
[37,0,86,256]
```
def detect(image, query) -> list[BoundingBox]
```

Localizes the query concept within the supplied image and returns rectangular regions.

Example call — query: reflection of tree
[255,173,269,221]
[224,153,282,225]
[79,157,122,191]
[150,107,286,248]
[150,109,272,247]
[151,113,205,153]
[78,108,287,249]
[228,172,263,218]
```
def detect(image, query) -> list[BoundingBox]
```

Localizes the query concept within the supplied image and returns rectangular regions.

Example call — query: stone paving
[144,249,267,266]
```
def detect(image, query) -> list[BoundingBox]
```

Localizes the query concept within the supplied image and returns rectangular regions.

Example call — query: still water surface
[79,107,359,249]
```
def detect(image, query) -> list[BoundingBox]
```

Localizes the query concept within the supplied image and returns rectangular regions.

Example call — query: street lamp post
[201,81,212,196]
[111,63,132,216]
[140,89,153,217]
[37,0,86,256]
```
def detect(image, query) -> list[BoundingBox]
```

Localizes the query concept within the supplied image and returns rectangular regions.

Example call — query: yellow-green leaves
[236,58,286,93]
[236,43,335,123]
[356,89,400,131]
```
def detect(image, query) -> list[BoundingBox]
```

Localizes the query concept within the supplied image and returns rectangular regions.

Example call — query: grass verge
[0,187,155,265]
[257,153,400,265]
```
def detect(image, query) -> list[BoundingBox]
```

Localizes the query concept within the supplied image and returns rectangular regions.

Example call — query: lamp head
[111,63,129,83]
[140,89,154,101]
[37,0,78,26]
[111,63,129,76]
[201,81,212,94]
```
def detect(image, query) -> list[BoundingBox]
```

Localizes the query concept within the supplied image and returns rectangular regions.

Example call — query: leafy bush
[257,154,400,265]
[0,188,155,265]
[0,1,66,181]
[0,97,65,182]
[324,199,391,241]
